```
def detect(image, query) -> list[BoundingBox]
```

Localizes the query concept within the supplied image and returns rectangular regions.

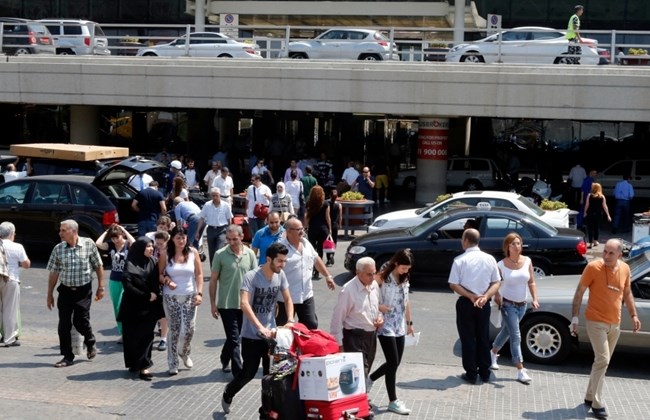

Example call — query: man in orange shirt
[570,239,641,419]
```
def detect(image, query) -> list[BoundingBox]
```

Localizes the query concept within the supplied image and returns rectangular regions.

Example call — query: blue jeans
[492,301,527,364]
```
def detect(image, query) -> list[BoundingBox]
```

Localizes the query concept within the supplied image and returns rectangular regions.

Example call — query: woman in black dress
[118,237,164,380]
[583,182,612,248]
[327,188,342,266]
[305,185,332,279]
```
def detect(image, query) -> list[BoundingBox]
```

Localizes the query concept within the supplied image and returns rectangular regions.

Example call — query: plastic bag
[323,235,335,254]
[405,331,421,347]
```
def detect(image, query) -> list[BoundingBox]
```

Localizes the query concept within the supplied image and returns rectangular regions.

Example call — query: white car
[39,19,110,55]
[279,28,400,61]
[136,32,263,59]
[445,26,600,65]
[369,190,571,232]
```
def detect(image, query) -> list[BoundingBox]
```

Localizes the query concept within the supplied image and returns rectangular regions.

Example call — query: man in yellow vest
[566,5,584,64]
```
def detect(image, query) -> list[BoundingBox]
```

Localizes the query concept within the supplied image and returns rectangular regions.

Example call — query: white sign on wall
[219,13,239,38]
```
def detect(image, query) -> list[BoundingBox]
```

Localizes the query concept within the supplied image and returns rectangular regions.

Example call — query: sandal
[54,358,74,368]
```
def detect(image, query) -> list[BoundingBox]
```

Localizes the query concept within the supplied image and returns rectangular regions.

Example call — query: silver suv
[446,157,505,191]
[39,19,110,55]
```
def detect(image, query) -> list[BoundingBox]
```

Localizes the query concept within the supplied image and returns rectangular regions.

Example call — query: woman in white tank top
[490,232,539,384]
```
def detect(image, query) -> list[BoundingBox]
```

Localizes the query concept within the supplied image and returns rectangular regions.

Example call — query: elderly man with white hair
[0,221,30,347]
[330,256,383,402]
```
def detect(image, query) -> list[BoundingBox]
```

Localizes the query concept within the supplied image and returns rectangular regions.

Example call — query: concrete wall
[0,56,648,122]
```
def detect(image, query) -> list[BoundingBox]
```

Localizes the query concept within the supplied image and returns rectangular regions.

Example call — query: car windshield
[409,209,455,236]
[414,204,436,215]
[629,251,650,280]
[516,196,545,216]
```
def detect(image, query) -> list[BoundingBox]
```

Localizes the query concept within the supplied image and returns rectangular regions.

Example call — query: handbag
[253,187,269,219]
[323,235,336,254]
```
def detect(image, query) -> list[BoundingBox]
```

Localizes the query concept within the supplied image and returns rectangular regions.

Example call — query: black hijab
[125,236,155,273]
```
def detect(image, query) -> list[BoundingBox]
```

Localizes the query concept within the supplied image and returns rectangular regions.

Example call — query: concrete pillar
[195,0,206,32]
[70,105,100,145]
[416,117,449,203]
[453,0,467,46]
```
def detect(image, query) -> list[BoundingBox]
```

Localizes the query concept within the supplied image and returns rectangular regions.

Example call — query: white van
[39,19,111,55]
[600,159,650,198]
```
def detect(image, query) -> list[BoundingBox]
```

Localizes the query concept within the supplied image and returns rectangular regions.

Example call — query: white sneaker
[181,355,193,369]
[388,400,411,415]
[489,351,499,370]
[517,368,532,384]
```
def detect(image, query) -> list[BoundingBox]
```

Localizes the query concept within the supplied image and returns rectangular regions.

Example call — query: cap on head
[170,160,182,170]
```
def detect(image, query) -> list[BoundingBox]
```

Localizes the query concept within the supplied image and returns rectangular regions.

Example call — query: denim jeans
[492,301,527,364]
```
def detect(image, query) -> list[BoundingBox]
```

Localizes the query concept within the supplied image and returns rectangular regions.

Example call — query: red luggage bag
[232,215,252,242]
[304,394,371,420]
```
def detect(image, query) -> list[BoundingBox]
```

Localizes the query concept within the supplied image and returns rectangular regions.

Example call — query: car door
[191,33,219,57]
[493,30,529,64]
[526,30,565,64]
[28,181,73,247]
[411,215,469,279]
[313,30,345,59]
[631,160,650,198]
[481,215,538,258]
[600,160,633,197]
[0,181,30,244]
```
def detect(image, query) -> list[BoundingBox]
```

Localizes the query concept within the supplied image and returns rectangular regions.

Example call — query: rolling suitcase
[304,394,372,420]
[261,372,305,420]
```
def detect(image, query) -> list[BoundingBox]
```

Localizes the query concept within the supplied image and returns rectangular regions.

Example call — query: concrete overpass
[1,56,647,122]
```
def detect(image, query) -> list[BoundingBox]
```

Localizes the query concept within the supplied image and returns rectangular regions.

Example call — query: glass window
[71,185,97,205]
[484,216,533,239]
[0,182,29,204]
[604,160,633,177]
[635,160,650,176]
[63,25,83,36]
[321,31,342,40]
[470,159,489,171]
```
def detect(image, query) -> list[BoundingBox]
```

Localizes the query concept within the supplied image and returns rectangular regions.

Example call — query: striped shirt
[46,237,103,287]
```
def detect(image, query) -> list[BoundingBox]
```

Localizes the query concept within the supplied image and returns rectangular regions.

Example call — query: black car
[0,175,120,250]
[344,206,588,285]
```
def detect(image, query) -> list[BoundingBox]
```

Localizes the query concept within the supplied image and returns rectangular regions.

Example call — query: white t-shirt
[3,171,28,182]
[448,246,501,296]
[246,184,272,218]
[342,167,360,186]
[497,257,531,303]
[2,239,28,282]
[212,175,234,197]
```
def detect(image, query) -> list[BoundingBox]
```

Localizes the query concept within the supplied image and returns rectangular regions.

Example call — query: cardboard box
[298,352,365,401]
[10,143,129,161]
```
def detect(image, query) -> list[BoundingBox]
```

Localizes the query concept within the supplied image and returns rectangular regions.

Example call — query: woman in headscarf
[269,181,294,223]
[118,237,164,380]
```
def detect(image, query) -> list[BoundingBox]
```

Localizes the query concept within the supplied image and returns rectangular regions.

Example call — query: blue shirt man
[612,175,634,233]
[251,212,284,265]
[352,166,376,200]
[173,198,202,247]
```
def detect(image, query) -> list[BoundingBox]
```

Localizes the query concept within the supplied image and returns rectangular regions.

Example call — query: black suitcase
[261,372,305,420]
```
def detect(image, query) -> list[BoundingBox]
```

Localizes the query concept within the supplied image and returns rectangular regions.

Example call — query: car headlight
[347,245,367,255]
[372,219,387,227]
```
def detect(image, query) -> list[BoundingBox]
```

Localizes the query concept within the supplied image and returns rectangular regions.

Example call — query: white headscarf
[275,182,287,199]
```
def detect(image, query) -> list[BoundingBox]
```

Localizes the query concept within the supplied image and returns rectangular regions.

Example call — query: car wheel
[463,179,483,191]
[13,47,32,55]
[404,177,416,190]
[532,261,550,279]
[289,52,308,59]
[143,52,157,57]
[217,54,233,58]
[359,54,380,61]
[460,53,484,63]
[57,49,75,55]
[554,54,573,64]
[520,315,571,364]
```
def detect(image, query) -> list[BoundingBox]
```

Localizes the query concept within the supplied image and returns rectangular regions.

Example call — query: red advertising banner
[417,118,448,160]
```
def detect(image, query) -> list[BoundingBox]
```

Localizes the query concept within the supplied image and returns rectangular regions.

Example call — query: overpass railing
[1,22,649,64]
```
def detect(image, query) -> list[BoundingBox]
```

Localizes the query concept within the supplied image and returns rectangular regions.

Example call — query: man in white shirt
[568,163,587,209]
[212,167,234,205]
[0,221,30,347]
[251,159,274,185]
[196,189,234,265]
[341,161,360,187]
[3,158,32,182]
[183,158,200,190]
[330,256,382,396]
[448,228,501,384]
[245,175,272,237]
[203,161,221,191]
[128,172,154,192]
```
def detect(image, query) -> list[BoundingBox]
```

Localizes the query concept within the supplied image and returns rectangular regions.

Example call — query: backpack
[289,322,339,357]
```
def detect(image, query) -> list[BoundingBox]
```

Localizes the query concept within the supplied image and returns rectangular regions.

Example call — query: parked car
[446,157,506,191]
[599,159,650,199]
[445,26,601,65]
[0,17,55,55]
[509,251,650,364]
[39,19,110,55]
[0,175,121,250]
[136,32,262,59]
[279,28,400,61]
[369,190,571,231]
[345,205,588,284]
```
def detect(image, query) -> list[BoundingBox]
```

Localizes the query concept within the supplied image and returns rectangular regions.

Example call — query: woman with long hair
[326,189,342,266]
[305,185,331,279]
[168,176,189,207]
[490,233,539,384]
[369,249,414,415]
[583,182,611,248]
[158,226,203,375]
[118,237,164,380]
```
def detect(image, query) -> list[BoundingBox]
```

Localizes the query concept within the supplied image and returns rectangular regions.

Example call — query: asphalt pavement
[1,207,648,419]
